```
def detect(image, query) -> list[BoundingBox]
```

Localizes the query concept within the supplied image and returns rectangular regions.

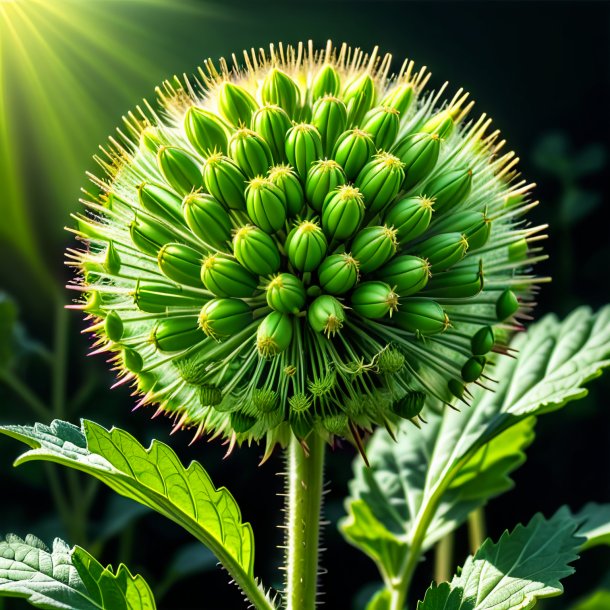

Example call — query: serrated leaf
[0,533,155,610]
[575,503,610,550]
[417,508,582,610]
[342,306,610,588]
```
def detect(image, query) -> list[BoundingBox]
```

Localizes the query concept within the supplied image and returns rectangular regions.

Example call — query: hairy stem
[285,433,326,610]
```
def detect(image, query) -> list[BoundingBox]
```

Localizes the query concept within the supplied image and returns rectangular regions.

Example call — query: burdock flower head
[67,41,545,456]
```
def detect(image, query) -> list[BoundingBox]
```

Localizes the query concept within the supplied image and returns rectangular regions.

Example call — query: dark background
[0,1,609,608]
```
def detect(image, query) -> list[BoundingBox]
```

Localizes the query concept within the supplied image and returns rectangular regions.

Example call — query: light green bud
[343,73,376,126]
[252,105,291,162]
[157,243,203,287]
[383,196,434,245]
[217,81,258,127]
[268,164,305,217]
[202,153,248,210]
[157,146,204,196]
[266,273,306,313]
[376,255,430,296]
[393,133,441,190]
[496,289,519,321]
[321,184,365,241]
[228,128,273,178]
[138,183,183,224]
[198,298,253,339]
[130,213,176,256]
[245,177,287,233]
[351,281,399,319]
[508,237,529,262]
[104,311,123,342]
[122,347,143,374]
[355,152,405,215]
[182,192,231,250]
[305,159,347,212]
[261,68,301,118]
[361,106,400,150]
[436,210,490,250]
[286,220,328,271]
[285,123,324,180]
[257,311,293,357]
[201,254,258,297]
[232,225,281,276]
[139,126,164,154]
[471,326,494,356]
[461,356,486,382]
[423,167,472,213]
[415,232,469,272]
[133,281,203,313]
[424,264,484,298]
[184,106,229,156]
[152,316,204,352]
[394,298,448,336]
[311,96,348,156]
[317,253,360,295]
[351,225,398,273]
[312,63,341,99]
[332,128,375,180]
[308,295,345,336]
[104,242,121,275]
[421,109,455,139]
[380,82,415,116]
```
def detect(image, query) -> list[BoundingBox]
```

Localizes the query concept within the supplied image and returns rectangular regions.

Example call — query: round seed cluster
[69,42,544,452]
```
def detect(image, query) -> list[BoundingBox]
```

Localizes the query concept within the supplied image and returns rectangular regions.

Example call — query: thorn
[348,421,369,467]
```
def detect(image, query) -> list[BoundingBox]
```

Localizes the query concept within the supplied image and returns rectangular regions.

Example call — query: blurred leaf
[95,496,151,542]
[568,590,610,610]
[532,131,571,176]
[0,294,17,369]
[166,542,217,579]
[575,503,610,550]
[560,188,601,224]
[572,143,607,178]
[416,509,582,610]
[365,589,392,610]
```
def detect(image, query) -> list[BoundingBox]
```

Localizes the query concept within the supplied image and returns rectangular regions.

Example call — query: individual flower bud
[391,390,425,420]
[380,82,415,116]
[461,355,486,382]
[393,132,441,190]
[448,378,467,400]
[287,220,328,271]
[508,237,528,262]
[266,273,306,313]
[184,106,229,156]
[233,225,281,276]
[182,192,232,250]
[351,225,398,273]
[138,183,183,224]
[199,385,223,406]
[133,281,202,313]
[289,393,313,439]
[305,159,347,212]
[317,253,359,294]
[361,106,400,150]
[376,255,430,296]
[198,298,253,339]
[104,242,121,275]
[394,298,449,336]
[122,347,143,374]
[423,263,484,298]
[355,152,405,215]
[252,105,291,162]
[415,232,469,272]
[157,147,204,196]
[151,316,204,352]
[471,326,494,356]
[351,281,399,319]
[245,177,287,233]
[261,68,301,118]
[311,63,341,99]
[228,128,273,178]
[376,348,405,374]
[437,210,491,250]
[257,311,293,357]
[332,128,375,180]
[201,254,258,297]
[268,164,305,217]
[140,126,164,154]
[308,294,345,336]
[230,409,257,433]
[496,289,519,321]
[158,243,204,287]
[322,413,348,437]
[251,388,279,415]
[383,196,434,245]
[343,72,376,126]
[202,153,247,210]
[421,109,455,139]
[130,213,176,256]
[423,167,472,213]
[217,81,258,127]
[321,185,365,240]
[105,311,124,342]
[285,123,324,180]
[311,96,348,155]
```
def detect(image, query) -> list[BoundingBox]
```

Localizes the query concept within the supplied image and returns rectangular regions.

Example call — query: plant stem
[467,507,486,553]
[434,532,454,584]
[0,372,49,420]
[285,433,326,610]
[52,304,68,420]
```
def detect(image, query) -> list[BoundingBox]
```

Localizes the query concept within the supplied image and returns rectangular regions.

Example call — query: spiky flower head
[67,41,545,456]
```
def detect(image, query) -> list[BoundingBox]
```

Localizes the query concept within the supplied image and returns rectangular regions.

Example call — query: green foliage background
[0,1,608,608]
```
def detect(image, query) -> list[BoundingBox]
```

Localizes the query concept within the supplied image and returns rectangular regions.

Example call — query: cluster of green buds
[68,41,545,455]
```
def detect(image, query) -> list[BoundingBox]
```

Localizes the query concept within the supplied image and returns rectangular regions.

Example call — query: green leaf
[417,508,582,610]
[341,306,610,589]
[0,533,155,610]
[568,589,610,610]
[0,420,275,610]
[575,503,610,550]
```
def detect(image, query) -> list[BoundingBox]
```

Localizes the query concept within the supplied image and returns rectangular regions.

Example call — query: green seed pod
[152,316,204,352]
[421,109,455,139]
[355,152,405,215]
[104,241,121,275]
[285,123,324,180]
[266,273,306,313]
[140,126,164,154]
[423,264,484,298]
[308,294,345,336]
[202,153,247,210]
[252,105,291,162]
[376,255,430,296]
[361,106,400,150]
[351,281,399,319]
[471,326,494,356]
[201,254,258,297]
[508,237,529,262]
[351,225,398,273]
[317,253,360,294]
[157,147,204,196]
[311,63,341,99]
[461,356,486,382]
[261,68,301,119]
[287,220,328,271]
[321,185,365,240]
[104,311,124,342]
[228,128,273,179]
[305,159,347,212]
[391,390,425,419]
[332,128,375,180]
[198,298,253,339]
[311,96,348,156]
[496,289,519,321]
[256,311,293,357]
[158,243,203,287]
[217,81,258,127]
[268,164,305,217]
[423,168,473,213]
[184,106,229,156]
[343,73,376,126]
[232,225,281,276]
[130,213,176,256]
[133,281,203,313]
[415,232,469,272]
[182,193,232,250]
[383,196,434,245]
[245,177,287,233]
[394,298,448,336]
[122,347,143,374]
[448,378,466,400]
[138,183,183,224]
[380,82,415,116]
[393,133,441,190]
